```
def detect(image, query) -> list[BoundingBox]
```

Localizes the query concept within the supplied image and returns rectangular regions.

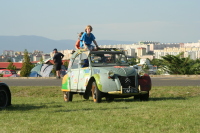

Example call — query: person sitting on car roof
[80,25,100,51]
[75,32,84,49]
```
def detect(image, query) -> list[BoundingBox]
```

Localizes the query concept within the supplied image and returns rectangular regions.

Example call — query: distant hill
[0,35,135,54]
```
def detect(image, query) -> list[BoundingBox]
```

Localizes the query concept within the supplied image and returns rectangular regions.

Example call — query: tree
[128,58,139,66]
[20,49,34,77]
[142,63,149,73]
[6,62,16,70]
[150,58,164,68]
[161,52,200,75]
[40,57,44,64]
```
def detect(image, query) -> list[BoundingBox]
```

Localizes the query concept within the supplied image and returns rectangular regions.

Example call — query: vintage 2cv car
[61,48,151,103]
[0,82,12,108]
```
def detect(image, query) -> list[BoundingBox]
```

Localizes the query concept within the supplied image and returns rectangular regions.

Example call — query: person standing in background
[53,48,64,79]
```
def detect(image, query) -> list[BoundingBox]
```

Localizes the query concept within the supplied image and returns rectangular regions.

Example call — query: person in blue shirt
[80,25,100,50]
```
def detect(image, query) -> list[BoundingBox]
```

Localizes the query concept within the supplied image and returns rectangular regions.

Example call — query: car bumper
[108,87,148,95]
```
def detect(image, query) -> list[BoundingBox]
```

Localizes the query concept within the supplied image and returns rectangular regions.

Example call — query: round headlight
[108,70,115,78]
[139,70,145,76]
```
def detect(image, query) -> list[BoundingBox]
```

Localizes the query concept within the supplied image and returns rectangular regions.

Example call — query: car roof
[90,51,124,54]
[0,69,12,71]
[71,48,125,59]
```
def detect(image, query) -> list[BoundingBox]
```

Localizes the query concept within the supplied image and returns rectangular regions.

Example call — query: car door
[78,53,91,91]
[69,54,81,91]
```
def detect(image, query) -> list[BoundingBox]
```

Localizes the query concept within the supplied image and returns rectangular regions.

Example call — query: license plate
[122,88,138,93]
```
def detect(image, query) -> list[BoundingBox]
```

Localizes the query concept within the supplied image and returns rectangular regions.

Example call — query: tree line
[4,50,200,76]
[129,52,200,75]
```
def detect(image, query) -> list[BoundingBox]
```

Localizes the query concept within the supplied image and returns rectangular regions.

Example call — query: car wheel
[0,87,9,109]
[63,91,73,102]
[91,81,102,103]
[140,92,149,101]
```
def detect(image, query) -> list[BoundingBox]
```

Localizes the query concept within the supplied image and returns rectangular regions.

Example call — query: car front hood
[93,66,136,76]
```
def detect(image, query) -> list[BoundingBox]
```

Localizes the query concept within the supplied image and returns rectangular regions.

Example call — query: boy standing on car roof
[80,25,100,50]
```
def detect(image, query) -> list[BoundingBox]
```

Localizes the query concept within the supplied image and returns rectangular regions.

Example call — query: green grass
[1,86,200,133]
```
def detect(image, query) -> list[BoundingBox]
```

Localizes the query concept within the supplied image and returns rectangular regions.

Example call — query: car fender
[92,74,102,91]
[92,73,120,92]
[138,74,152,91]
[61,74,70,91]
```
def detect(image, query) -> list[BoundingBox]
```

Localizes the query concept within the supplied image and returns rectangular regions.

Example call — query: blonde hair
[85,25,93,32]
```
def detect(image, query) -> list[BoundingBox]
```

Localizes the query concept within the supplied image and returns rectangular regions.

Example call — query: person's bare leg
[56,71,60,78]
[56,70,61,78]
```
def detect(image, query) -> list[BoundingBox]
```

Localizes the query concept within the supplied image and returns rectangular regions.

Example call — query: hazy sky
[0,0,200,42]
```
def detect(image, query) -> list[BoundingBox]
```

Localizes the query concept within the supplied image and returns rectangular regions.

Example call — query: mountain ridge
[0,35,135,54]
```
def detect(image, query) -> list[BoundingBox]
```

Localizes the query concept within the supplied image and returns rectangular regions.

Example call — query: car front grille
[118,76,136,88]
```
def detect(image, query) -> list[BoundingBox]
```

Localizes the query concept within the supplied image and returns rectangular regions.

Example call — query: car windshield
[90,53,129,66]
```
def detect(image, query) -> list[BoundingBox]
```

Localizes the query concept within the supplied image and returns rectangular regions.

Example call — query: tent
[29,64,67,77]
[30,64,43,77]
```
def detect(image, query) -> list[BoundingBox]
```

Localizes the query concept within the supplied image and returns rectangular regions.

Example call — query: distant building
[180,40,200,48]
[137,47,146,57]
[0,62,23,70]
[3,50,15,56]
[154,47,200,59]
[139,55,154,60]
[33,54,42,61]
[42,54,51,60]
[125,48,136,58]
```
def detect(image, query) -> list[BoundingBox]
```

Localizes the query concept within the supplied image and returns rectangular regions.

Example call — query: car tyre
[91,81,102,103]
[63,91,73,102]
[140,92,149,101]
[0,87,9,109]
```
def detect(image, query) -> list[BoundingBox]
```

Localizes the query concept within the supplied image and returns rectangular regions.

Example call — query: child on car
[75,32,84,49]
[80,25,100,50]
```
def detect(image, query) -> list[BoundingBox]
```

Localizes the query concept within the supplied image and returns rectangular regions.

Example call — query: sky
[0,0,200,43]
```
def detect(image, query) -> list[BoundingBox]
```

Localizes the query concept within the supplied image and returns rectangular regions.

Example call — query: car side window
[71,54,80,69]
[80,53,87,60]
[5,71,10,74]
[80,53,89,67]
[120,54,128,63]
[67,60,72,69]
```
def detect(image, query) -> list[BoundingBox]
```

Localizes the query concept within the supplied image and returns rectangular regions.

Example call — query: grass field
[1,86,200,133]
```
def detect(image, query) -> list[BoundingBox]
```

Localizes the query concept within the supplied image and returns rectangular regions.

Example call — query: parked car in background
[0,82,11,108]
[0,69,19,77]
[61,48,152,103]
